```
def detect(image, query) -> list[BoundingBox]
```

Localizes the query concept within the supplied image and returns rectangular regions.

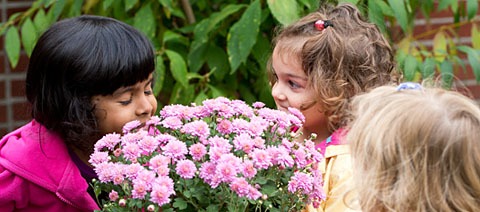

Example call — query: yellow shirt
[305,144,359,212]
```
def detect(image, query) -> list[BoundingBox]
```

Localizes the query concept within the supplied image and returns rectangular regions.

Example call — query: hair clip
[315,20,333,31]
[396,82,423,91]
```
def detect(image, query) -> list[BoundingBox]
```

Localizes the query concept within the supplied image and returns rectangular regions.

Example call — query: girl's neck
[300,126,331,146]
[70,146,94,168]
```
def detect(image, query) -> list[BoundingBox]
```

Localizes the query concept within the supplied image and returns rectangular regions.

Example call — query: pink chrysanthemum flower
[288,107,305,123]
[199,161,216,181]
[161,116,183,129]
[209,136,232,150]
[294,147,309,168]
[207,174,222,188]
[175,159,197,179]
[132,180,148,199]
[231,100,254,117]
[181,120,210,139]
[160,104,192,119]
[282,138,294,150]
[95,162,115,183]
[139,135,159,154]
[230,177,250,197]
[242,160,257,179]
[113,174,124,185]
[216,161,237,183]
[154,176,175,194]
[135,170,156,188]
[233,133,254,153]
[146,115,161,126]
[251,149,272,169]
[218,153,241,168]
[288,172,314,193]
[123,120,141,134]
[232,118,249,134]
[156,134,177,144]
[121,130,146,145]
[149,155,171,170]
[88,151,109,166]
[95,133,121,151]
[252,101,265,108]
[109,190,118,201]
[208,146,228,161]
[246,185,262,200]
[253,137,265,149]
[155,165,170,176]
[189,143,207,161]
[162,139,188,160]
[122,142,141,161]
[150,184,171,206]
[124,163,144,179]
[268,146,294,168]
[216,120,233,135]
[248,117,268,136]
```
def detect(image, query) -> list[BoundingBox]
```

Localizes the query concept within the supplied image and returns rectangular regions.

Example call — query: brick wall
[0,1,479,137]
[0,0,33,137]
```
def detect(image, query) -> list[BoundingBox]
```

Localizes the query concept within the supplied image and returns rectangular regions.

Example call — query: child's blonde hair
[347,85,480,211]
[271,3,396,132]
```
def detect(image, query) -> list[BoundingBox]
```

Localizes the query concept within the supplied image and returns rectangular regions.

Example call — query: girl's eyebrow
[144,78,154,88]
[287,73,307,81]
[113,87,133,97]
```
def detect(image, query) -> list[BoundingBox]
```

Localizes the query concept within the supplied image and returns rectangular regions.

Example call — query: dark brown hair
[271,3,397,132]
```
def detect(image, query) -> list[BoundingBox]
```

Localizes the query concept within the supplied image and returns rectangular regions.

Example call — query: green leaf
[267,0,299,26]
[166,50,189,87]
[403,55,417,81]
[68,0,84,17]
[206,44,229,81]
[103,0,115,10]
[433,31,447,62]
[133,3,155,38]
[422,57,436,79]
[163,30,188,45]
[457,46,480,82]
[206,205,219,212]
[387,0,408,34]
[207,84,227,98]
[206,4,246,34]
[472,24,480,49]
[239,84,256,104]
[375,0,394,16]
[437,0,453,11]
[252,33,271,72]
[48,0,66,22]
[339,0,359,4]
[173,198,188,210]
[154,55,165,96]
[440,60,453,88]
[6,27,21,68]
[194,91,208,105]
[467,0,478,20]
[227,0,261,73]
[34,9,49,34]
[125,0,138,11]
[298,0,319,10]
[21,18,37,57]
[368,0,386,34]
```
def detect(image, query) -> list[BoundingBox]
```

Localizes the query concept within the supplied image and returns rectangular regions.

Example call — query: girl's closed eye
[119,95,133,105]
[288,80,302,89]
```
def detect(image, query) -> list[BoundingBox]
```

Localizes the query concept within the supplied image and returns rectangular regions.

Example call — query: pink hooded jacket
[0,120,100,212]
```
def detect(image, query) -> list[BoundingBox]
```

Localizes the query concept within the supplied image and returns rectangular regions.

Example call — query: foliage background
[1,0,480,111]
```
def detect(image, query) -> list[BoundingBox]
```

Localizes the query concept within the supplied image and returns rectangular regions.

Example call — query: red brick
[0,81,5,99]
[455,84,480,99]
[0,128,9,138]
[0,35,4,52]
[413,22,473,40]
[12,101,30,121]
[11,79,26,97]
[455,65,476,81]
[7,7,30,18]
[0,54,5,74]
[11,54,29,73]
[0,105,6,123]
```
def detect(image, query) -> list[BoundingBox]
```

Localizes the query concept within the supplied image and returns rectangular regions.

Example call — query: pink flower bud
[119,199,126,207]
[114,148,122,157]
[147,205,155,211]
[262,194,268,200]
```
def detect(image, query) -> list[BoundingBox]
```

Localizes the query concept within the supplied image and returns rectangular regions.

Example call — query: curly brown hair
[271,3,397,132]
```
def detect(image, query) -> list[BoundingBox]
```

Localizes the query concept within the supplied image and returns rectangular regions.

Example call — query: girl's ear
[91,96,99,106]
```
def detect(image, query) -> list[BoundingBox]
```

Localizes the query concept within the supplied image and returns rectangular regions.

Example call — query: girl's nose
[136,95,154,116]
[271,83,286,101]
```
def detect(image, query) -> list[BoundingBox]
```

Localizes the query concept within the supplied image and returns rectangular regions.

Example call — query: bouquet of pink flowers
[90,97,325,212]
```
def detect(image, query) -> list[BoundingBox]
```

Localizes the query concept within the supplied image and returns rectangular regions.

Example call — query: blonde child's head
[347,84,480,211]
[270,3,396,136]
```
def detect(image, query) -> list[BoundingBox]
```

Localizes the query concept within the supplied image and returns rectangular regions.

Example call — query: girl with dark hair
[0,15,157,211]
